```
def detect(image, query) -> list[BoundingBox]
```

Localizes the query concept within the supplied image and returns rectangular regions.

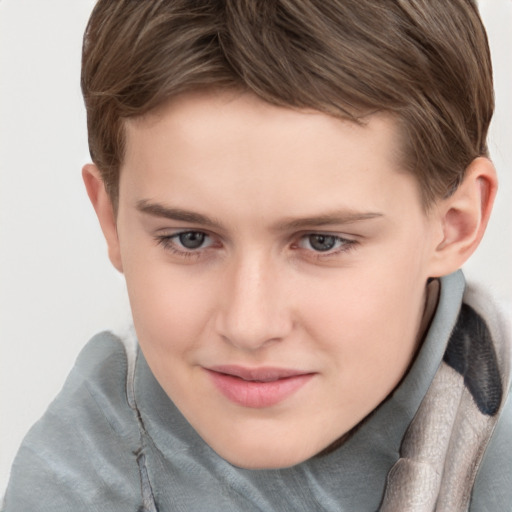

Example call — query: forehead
[124,90,400,165]
[125,89,395,150]
[120,90,422,218]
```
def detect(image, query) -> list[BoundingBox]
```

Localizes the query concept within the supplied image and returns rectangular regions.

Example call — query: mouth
[205,365,315,408]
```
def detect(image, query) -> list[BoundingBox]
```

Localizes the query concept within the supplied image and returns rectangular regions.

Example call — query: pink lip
[205,365,315,408]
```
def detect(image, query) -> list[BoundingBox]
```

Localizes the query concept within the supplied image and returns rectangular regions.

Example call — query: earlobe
[429,157,497,277]
[82,164,124,273]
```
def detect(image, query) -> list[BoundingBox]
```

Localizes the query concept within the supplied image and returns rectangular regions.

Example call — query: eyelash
[154,231,359,260]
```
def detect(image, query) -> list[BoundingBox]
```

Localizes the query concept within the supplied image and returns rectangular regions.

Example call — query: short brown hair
[81,0,493,209]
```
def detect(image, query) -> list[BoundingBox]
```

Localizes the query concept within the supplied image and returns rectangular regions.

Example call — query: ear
[82,164,123,273]
[428,157,497,278]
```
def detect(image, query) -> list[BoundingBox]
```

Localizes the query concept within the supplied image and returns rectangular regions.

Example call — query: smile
[205,365,315,408]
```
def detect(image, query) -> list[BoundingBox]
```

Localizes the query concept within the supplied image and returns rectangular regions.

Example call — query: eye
[297,233,357,254]
[155,230,215,256]
[177,231,207,250]
[305,234,338,252]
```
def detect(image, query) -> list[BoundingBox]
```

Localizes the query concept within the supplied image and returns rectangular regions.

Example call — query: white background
[0,0,511,493]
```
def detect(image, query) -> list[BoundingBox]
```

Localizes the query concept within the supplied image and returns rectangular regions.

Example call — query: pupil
[179,232,205,249]
[309,234,336,252]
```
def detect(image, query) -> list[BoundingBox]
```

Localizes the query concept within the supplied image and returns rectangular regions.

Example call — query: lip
[205,365,315,408]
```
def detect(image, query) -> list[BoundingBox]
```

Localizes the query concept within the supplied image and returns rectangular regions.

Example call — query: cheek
[299,274,424,417]
[123,255,217,359]
[298,261,425,369]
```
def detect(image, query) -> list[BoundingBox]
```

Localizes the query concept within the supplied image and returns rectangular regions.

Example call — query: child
[4,0,511,510]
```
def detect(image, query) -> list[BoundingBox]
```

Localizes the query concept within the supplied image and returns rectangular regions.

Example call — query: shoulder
[463,282,512,511]
[3,332,142,511]
[470,391,512,511]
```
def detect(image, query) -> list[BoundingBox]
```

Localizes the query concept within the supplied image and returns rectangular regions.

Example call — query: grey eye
[178,231,206,249]
[308,234,337,252]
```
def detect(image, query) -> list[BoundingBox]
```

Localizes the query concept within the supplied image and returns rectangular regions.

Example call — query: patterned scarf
[380,287,511,511]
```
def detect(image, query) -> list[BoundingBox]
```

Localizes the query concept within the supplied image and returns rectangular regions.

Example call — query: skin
[84,89,496,469]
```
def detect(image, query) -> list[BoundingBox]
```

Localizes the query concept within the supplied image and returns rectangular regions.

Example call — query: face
[112,90,444,469]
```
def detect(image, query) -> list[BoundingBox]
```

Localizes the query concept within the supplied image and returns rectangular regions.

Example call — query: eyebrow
[136,199,383,231]
[137,200,225,230]
[273,212,384,231]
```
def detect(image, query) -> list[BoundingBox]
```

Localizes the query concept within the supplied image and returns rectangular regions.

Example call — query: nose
[215,252,293,351]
